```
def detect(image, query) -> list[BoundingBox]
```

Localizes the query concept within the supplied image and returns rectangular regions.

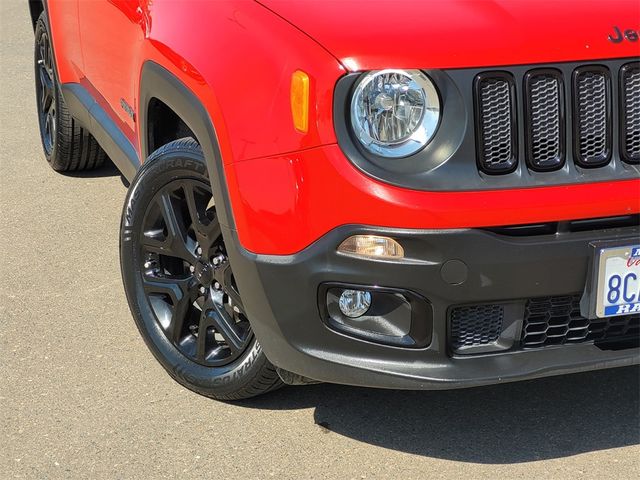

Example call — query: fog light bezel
[318,283,432,348]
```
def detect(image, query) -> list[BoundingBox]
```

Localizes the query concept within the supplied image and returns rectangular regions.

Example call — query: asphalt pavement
[1,1,639,478]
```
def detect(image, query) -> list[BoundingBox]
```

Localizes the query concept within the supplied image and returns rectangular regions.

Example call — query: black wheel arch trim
[58,61,235,231]
[138,61,235,230]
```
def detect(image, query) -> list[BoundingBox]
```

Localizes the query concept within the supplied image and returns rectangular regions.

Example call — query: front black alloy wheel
[140,177,252,366]
[120,138,282,400]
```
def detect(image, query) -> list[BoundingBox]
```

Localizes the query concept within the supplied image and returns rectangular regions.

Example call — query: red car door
[46,0,83,83]
[78,0,146,143]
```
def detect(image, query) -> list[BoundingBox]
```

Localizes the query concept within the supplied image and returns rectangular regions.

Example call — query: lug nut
[199,287,206,294]
[214,282,221,290]
[189,265,195,273]
[196,247,203,255]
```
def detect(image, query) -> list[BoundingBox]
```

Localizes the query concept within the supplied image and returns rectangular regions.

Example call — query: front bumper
[225,221,640,389]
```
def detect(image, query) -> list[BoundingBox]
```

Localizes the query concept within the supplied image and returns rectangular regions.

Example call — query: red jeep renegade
[30,0,640,399]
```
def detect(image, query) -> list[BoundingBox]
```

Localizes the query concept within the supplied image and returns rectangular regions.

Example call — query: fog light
[338,289,372,318]
[338,235,404,260]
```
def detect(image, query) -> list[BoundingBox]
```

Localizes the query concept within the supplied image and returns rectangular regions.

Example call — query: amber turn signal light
[290,70,310,133]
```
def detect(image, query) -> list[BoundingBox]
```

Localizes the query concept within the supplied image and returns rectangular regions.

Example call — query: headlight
[350,69,440,158]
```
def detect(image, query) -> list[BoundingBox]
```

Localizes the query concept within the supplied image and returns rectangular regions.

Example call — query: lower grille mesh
[522,295,639,348]
[450,304,503,350]
[449,295,640,353]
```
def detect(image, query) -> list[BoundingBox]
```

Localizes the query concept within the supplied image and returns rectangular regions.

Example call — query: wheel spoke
[142,275,192,302]
[39,67,53,111]
[140,233,166,253]
[48,106,56,138]
[195,312,210,361]
[143,275,197,342]
[143,192,197,262]
[183,183,221,252]
[39,40,47,75]
[213,263,244,313]
[206,302,244,352]
[169,284,198,343]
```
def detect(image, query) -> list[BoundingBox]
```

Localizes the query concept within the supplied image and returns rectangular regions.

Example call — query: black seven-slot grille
[449,295,640,354]
[474,62,639,174]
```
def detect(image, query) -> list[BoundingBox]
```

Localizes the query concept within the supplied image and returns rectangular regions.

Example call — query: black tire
[34,12,106,172]
[120,138,283,400]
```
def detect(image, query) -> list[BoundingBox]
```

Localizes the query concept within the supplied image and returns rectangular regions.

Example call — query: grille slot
[474,73,517,173]
[621,62,640,164]
[573,67,612,167]
[522,295,639,348]
[484,214,640,236]
[525,70,564,170]
[450,304,503,350]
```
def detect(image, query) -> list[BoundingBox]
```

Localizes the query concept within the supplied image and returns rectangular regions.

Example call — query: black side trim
[60,84,139,180]
[138,61,235,229]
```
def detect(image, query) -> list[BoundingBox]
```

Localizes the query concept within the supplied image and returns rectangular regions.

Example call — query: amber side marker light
[290,70,310,133]
[338,235,405,260]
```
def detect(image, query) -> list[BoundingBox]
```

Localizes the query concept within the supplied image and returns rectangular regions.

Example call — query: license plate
[595,245,640,318]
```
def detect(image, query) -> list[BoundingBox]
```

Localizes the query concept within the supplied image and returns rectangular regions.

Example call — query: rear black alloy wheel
[121,138,282,400]
[140,178,252,366]
[36,29,56,156]
[34,12,107,171]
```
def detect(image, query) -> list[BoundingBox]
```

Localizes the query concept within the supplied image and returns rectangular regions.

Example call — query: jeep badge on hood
[608,26,639,43]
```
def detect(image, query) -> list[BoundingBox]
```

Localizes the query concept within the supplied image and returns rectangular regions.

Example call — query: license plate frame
[581,239,640,319]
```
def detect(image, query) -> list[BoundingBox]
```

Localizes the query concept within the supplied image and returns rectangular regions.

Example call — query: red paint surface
[229,145,640,254]
[259,0,640,70]
[47,0,640,254]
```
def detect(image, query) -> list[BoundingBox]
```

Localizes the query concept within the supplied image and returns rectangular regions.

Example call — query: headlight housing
[350,69,440,158]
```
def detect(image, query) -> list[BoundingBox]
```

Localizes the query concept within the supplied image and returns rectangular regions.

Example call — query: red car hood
[258,0,640,71]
